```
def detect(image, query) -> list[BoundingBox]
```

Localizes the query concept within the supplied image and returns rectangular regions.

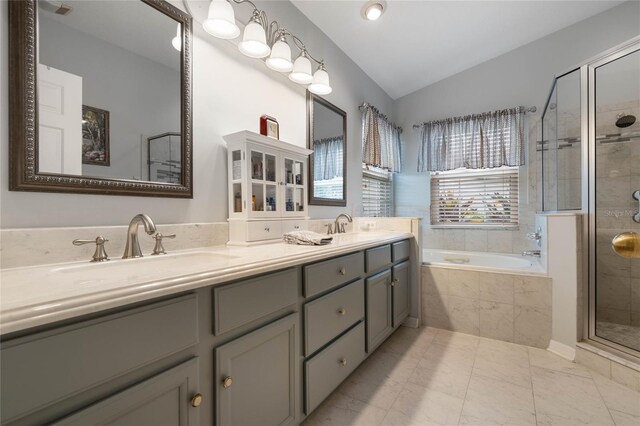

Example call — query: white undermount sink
[52,251,239,275]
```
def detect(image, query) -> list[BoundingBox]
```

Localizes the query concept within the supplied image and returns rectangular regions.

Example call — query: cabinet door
[281,154,306,217]
[366,269,393,352]
[247,143,280,218]
[55,358,200,426]
[392,261,410,327]
[216,314,298,426]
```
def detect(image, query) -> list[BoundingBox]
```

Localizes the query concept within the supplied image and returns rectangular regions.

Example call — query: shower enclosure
[542,37,640,357]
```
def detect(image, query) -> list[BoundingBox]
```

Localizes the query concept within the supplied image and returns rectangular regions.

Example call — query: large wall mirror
[9,0,193,197]
[307,92,347,206]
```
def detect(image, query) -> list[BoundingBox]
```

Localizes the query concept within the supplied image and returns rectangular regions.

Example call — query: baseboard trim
[547,340,576,361]
[402,316,419,328]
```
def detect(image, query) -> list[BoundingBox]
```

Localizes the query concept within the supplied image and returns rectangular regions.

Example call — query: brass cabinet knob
[337,308,346,316]
[339,358,347,366]
[191,393,203,407]
[339,267,346,275]
[222,376,233,389]
[612,232,640,259]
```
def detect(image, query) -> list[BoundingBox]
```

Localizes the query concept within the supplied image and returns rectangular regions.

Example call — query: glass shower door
[592,47,640,353]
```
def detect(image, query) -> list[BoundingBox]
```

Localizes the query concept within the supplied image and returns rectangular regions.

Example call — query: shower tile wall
[420,118,540,255]
[595,98,640,331]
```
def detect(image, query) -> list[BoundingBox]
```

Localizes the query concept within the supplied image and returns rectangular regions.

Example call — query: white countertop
[0,232,413,335]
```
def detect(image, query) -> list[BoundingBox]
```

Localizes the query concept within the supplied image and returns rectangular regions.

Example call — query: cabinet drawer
[305,322,365,414]
[281,220,308,234]
[214,268,299,335]
[304,252,364,297]
[392,240,410,262]
[1,295,198,424]
[304,280,364,356]
[366,244,392,273]
[246,220,282,242]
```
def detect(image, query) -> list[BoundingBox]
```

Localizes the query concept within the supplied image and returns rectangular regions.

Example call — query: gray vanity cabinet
[55,358,200,426]
[392,261,410,327]
[365,269,393,352]
[215,314,299,426]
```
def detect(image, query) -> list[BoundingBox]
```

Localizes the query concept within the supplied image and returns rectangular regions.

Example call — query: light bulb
[289,52,313,84]
[308,65,332,95]
[239,20,270,58]
[362,2,384,21]
[203,0,240,39]
[266,38,293,72]
[171,23,181,51]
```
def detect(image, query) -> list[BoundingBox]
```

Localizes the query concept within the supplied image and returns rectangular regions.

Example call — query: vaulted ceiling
[292,1,624,99]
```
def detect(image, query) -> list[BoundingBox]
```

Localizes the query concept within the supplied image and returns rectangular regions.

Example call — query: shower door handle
[611,232,640,259]
[633,190,640,223]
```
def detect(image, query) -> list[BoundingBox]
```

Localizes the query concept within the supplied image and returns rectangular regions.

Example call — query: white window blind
[362,165,392,217]
[430,167,519,227]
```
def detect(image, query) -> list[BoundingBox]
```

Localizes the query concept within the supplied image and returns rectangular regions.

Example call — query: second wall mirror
[307,92,347,206]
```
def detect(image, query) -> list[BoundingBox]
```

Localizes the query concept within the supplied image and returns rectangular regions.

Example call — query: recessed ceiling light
[361,1,385,21]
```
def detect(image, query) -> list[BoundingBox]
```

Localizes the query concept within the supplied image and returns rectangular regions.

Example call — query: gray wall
[394,1,640,254]
[0,0,394,228]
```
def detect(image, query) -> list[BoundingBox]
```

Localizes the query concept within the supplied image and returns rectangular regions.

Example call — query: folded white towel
[282,230,333,246]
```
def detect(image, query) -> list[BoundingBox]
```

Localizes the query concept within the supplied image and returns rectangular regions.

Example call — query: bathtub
[421,248,551,347]
[422,249,546,275]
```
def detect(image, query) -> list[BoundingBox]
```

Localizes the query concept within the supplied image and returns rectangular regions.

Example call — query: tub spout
[522,250,541,257]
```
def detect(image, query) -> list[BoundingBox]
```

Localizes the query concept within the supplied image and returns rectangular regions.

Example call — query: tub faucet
[522,250,541,258]
[334,213,353,234]
[123,214,157,259]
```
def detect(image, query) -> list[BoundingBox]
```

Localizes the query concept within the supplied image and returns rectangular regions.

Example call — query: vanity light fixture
[266,31,293,72]
[308,62,332,95]
[239,10,271,58]
[203,0,240,39]
[171,23,182,51]
[201,0,334,93]
[289,50,313,84]
[362,0,385,21]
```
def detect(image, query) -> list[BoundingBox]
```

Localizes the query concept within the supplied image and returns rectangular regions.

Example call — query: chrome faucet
[123,214,157,259]
[334,213,353,234]
[522,250,541,257]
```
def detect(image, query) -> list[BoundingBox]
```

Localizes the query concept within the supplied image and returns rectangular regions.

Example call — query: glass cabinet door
[282,156,306,215]
[230,149,243,214]
[248,146,279,216]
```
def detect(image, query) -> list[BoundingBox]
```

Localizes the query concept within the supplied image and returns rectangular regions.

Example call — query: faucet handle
[151,233,176,255]
[73,236,110,262]
[325,223,334,235]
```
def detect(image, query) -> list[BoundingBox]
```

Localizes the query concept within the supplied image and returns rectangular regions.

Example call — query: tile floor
[303,327,640,426]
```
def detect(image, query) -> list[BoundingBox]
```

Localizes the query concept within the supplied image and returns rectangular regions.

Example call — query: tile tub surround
[0,222,230,269]
[303,327,639,426]
[422,266,552,348]
[0,231,415,335]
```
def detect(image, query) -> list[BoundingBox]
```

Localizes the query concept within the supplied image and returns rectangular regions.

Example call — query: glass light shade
[266,40,293,72]
[288,54,313,84]
[171,23,181,51]
[203,0,240,39]
[238,21,270,58]
[308,68,332,95]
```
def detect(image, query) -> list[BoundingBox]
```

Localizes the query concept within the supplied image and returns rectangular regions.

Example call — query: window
[362,165,393,217]
[430,167,519,227]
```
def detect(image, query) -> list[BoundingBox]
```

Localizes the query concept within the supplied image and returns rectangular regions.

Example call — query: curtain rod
[359,102,403,133]
[412,106,537,129]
